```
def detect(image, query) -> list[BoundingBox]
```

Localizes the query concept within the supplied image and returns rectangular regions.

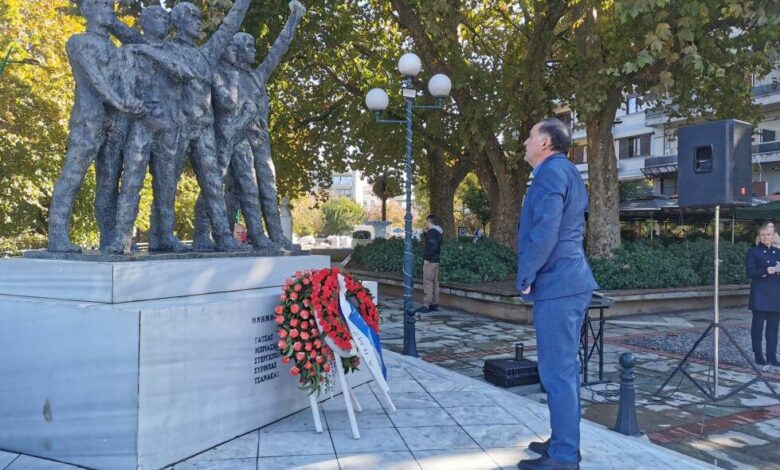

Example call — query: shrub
[589,242,698,290]
[351,238,517,283]
[589,239,750,290]
[0,232,48,257]
[352,238,751,290]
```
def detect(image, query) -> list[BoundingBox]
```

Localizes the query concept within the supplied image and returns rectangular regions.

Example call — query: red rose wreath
[275,267,380,395]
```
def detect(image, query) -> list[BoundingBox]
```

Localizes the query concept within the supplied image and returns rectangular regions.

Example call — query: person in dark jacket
[417,215,443,313]
[746,222,780,366]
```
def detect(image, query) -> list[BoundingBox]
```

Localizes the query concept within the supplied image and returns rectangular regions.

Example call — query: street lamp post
[365,53,451,357]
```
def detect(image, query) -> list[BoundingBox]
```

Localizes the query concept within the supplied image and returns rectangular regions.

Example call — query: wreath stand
[308,275,396,439]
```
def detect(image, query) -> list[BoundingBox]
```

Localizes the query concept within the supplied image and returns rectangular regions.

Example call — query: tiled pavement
[0,350,710,470]
[376,297,780,469]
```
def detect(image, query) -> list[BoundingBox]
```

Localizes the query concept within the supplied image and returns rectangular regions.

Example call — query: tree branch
[294,96,347,130]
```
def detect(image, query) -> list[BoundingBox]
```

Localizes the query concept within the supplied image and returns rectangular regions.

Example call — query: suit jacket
[746,244,780,312]
[516,153,598,300]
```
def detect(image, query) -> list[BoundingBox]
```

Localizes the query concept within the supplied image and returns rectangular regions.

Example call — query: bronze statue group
[47,0,306,254]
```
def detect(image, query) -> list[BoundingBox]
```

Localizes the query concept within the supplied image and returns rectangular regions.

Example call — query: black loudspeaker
[677,119,753,208]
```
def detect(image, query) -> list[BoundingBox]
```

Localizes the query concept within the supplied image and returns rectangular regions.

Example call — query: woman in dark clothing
[746,222,780,366]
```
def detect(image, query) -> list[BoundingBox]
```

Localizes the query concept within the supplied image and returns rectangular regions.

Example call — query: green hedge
[589,239,750,290]
[352,238,752,289]
[351,238,517,283]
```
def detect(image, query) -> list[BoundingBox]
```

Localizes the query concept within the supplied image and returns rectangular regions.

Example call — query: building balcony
[575,148,780,182]
[753,83,780,97]
[754,140,780,157]
[641,155,678,179]
[644,84,780,124]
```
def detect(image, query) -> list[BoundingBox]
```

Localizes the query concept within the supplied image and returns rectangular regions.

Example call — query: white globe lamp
[397,53,422,77]
[365,88,389,111]
[427,74,452,98]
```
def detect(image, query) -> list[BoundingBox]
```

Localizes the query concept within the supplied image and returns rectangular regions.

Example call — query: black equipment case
[483,357,540,388]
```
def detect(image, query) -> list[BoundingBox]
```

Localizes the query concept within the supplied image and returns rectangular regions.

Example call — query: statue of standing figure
[202,0,306,251]
[167,0,254,253]
[210,42,276,250]
[47,0,307,255]
[103,6,197,254]
[48,0,144,252]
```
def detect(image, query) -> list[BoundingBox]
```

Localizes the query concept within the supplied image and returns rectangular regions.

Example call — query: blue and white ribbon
[346,302,387,379]
[337,274,391,392]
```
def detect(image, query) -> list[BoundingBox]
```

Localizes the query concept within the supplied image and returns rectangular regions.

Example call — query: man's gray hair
[538,117,572,154]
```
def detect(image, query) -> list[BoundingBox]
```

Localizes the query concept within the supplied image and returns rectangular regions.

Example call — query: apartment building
[561,67,780,200]
[327,171,404,214]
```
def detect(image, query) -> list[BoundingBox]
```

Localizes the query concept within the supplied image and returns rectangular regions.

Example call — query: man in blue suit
[516,118,598,470]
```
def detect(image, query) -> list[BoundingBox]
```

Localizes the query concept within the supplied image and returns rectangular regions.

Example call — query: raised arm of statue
[203,0,253,66]
[109,17,147,45]
[254,0,306,81]
[213,69,240,111]
[131,45,197,81]
[67,36,144,116]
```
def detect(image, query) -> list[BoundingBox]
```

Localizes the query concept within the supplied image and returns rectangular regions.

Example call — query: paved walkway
[376,297,780,469]
[0,350,708,470]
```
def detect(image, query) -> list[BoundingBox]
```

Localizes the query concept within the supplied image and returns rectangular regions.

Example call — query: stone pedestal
[366,221,391,239]
[280,196,293,242]
[0,255,370,470]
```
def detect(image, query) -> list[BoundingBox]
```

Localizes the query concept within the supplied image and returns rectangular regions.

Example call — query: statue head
[140,5,170,41]
[171,2,202,40]
[229,33,256,66]
[79,0,115,27]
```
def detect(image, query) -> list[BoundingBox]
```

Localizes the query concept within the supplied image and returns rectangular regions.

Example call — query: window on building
[618,133,652,159]
[762,129,776,143]
[556,111,573,130]
[569,144,586,164]
[660,177,677,196]
[333,176,352,186]
[625,95,646,114]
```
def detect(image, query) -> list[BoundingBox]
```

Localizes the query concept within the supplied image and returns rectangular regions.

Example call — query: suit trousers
[751,310,780,360]
[533,291,591,464]
[423,261,440,307]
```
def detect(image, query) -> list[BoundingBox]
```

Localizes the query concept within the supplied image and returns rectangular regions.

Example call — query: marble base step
[0,255,328,303]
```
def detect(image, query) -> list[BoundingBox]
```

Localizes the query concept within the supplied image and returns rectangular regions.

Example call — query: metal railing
[753,140,780,155]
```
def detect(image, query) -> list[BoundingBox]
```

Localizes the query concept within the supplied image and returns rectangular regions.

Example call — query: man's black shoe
[528,439,550,455]
[430,304,438,311]
[517,455,579,470]
[755,352,768,366]
[528,440,582,462]
[415,306,432,313]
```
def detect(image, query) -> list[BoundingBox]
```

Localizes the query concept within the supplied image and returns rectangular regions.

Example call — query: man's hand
[769,266,777,275]
[521,286,531,295]
[289,0,307,14]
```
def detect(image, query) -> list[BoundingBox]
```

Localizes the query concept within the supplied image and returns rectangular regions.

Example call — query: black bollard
[613,352,641,436]
[515,343,524,361]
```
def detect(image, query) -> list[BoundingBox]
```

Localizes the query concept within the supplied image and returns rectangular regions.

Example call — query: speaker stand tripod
[656,205,780,401]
